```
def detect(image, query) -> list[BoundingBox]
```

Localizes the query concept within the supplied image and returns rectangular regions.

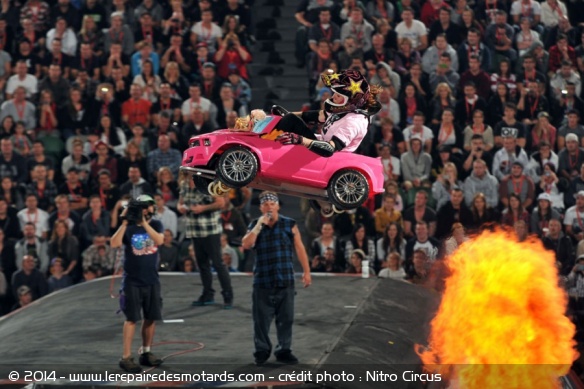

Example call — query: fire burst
[419,230,578,389]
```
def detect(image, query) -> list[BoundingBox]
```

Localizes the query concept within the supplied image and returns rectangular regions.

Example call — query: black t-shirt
[493,120,526,139]
[12,52,41,75]
[122,219,163,286]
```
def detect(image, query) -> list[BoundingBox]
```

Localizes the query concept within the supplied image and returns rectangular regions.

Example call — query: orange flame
[419,230,578,389]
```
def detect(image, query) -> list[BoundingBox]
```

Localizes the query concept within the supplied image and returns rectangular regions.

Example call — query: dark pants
[252,286,295,357]
[192,234,233,300]
[276,114,316,140]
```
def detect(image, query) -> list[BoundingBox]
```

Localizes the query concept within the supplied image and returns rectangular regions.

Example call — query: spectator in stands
[340,8,374,53]
[181,83,214,125]
[121,84,152,129]
[464,159,499,207]
[539,162,565,210]
[81,234,115,276]
[455,82,487,128]
[119,165,153,198]
[59,167,89,212]
[528,141,558,184]
[554,83,584,129]
[530,112,557,151]
[47,257,72,292]
[0,176,24,213]
[14,223,49,274]
[564,190,584,242]
[493,135,530,181]
[558,134,584,182]
[48,219,79,278]
[310,247,340,273]
[27,141,55,182]
[43,38,71,80]
[346,249,375,276]
[428,7,460,47]
[152,193,177,239]
[158,229,179,272]
[0,196,22,240]
[374,194,402,236]
[518,80,549,128]
[405,220,440,262]
[80,195,110,249]
[429,52,460,93]
[460,56,491,101]
[80,0,108,30]
[94,170,119,212]
[132,60,161,104]
[104,11,134,57]
[501,193,530,229]
[423,34,459,75]
[0,87,36,132]
[403,190,437,238]
[147,135,182,182]
[499,161,536,210]
[378,252,406,279]
[485,10,517,66]
[463,111,494,154]
[0,137,27,184]
[443,222,469,255]
[432,161,463,210]
[344,223,375,267]
[13,253,48,301]
[61,140,90,182]
[395,7,428,52]
[457,28,491,74]
[376,221,407,266]
[558,110,584,149]
[488,83,513,127]
[310,221,340,262]
[531,193,562,236]
[191,9,223,55]
[436,187,472,240]
[49,194,81,237]
[468,192,499,232]
[90,140,118,184]
[7,60,38,100]
[401,135,432,188]
[214,34,251,81]
[516,17,541,58]
[543,218,574,276]
[17,194,49,239]
[493,103,526,148]
[46,17,77,56]
[548,34,576,76]
[27,164,57,213]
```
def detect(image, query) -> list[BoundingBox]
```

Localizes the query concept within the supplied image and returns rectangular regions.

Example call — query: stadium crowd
[0,0,255,314]
[1,0,584,337]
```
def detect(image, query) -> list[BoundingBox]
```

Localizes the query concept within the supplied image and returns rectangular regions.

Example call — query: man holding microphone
[111,194,164,373]
[242,191,312,366]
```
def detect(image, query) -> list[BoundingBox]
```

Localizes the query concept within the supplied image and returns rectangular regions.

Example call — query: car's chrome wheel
[328,169,369,209]
[216,147,258,187]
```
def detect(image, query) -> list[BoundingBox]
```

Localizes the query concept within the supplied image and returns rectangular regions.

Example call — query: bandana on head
[260,193,279,204]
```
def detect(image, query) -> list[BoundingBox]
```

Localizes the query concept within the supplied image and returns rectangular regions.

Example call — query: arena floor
[0,273,437,388]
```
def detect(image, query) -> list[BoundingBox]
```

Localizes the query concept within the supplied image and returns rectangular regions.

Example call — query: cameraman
[110,194,164,373]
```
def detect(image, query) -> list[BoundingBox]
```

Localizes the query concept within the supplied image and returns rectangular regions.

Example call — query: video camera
[125,195,155,224]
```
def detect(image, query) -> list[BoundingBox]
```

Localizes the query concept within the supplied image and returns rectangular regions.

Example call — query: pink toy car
[180,115,384,216]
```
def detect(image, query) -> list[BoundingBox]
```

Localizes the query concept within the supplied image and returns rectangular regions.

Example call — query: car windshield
[251,117,274,134]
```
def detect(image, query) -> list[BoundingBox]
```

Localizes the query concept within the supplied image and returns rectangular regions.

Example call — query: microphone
[266,211,273,221]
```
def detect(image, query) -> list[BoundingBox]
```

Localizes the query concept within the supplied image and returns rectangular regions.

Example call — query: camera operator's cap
[566,133,579,143]
[136,194,155,205]
[537,193,552,202]
[575,190,584,199]
[17,285,31,296]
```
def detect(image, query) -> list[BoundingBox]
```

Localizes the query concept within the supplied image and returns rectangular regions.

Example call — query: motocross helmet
[321,69,371,114]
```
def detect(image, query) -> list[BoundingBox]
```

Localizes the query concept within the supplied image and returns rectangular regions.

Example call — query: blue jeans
[252,286,295,357]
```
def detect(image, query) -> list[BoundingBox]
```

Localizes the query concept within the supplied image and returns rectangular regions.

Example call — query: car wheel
[216,146,258,187]
[193,175,212,195]
[328,169,369,209]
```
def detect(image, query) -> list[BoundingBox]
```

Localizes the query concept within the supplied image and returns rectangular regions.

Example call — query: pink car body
[181,115,384,208]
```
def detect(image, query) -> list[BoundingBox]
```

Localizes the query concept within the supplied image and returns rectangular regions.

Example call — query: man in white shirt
[403,111,434,153]
[395,7,428,51]
[550,60,582,101]
[492,135,530,181]
[17,194,50,240]
[6,60,37,99]
[45,17,78,56]
[152,193,178,238]
[191,9,222,54]
[541,0,569,28]
[181,82,214,123]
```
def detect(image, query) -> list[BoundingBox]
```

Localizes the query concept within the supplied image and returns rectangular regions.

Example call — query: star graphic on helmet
[345,78,364,96]
[329,73,340,81]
